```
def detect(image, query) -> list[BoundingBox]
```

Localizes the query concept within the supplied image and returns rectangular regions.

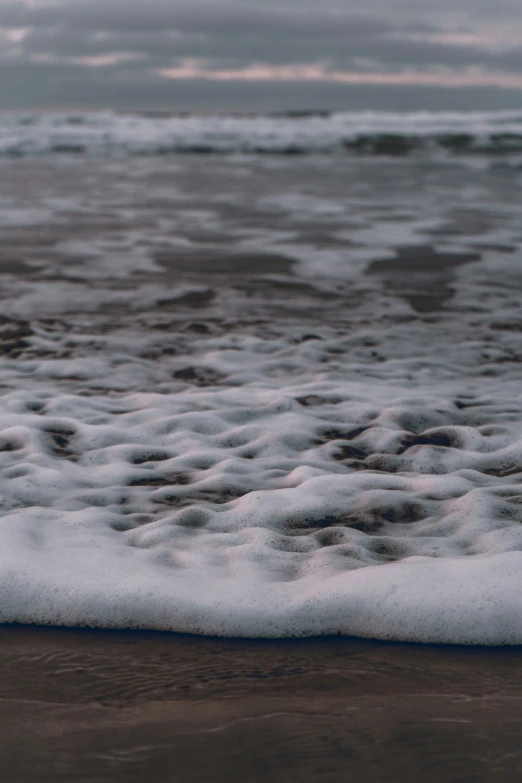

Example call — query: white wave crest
[3,109,522,156]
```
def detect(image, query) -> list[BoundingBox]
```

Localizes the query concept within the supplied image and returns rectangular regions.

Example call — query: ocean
[1,109,522,643]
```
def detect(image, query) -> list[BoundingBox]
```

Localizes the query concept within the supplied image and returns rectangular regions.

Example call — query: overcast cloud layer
[2,0,522,110]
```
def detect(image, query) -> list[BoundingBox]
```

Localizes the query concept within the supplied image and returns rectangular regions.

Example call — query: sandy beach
[0,626,520,782]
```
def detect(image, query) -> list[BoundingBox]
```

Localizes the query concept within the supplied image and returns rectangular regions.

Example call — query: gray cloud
[2,0,522,108]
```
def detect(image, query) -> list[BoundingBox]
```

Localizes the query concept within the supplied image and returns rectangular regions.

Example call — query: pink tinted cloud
[1,28,29,43]
[32,51,146,67]
[156,59,522,89]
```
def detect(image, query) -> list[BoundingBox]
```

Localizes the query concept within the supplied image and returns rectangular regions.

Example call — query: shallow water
[1,626,522,782]
[1,144,522,643]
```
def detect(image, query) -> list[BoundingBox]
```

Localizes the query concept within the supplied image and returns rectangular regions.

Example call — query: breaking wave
[4,109,522,157]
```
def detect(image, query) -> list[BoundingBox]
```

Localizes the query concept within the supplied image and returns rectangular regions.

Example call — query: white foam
[0,149,521,644]
[3,109,522,156]
[1,350,522,643]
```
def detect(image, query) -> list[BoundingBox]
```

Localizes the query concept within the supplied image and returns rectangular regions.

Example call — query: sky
[2,0,522,111]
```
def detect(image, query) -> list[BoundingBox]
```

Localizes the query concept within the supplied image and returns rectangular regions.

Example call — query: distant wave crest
[3,109,522,157]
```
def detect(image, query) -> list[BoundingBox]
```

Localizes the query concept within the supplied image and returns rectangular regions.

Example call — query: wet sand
[0,626,521,782]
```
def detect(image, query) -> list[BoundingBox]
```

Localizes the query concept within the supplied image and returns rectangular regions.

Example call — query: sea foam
[0,149,521,644]
[1,366,522,643]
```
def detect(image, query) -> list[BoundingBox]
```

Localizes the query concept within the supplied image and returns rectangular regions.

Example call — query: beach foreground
[1,113,522,778]
[1,151,522,644]
[1,625,521,782]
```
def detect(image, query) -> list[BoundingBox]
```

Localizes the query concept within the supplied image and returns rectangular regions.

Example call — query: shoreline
[1,624,521,781]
